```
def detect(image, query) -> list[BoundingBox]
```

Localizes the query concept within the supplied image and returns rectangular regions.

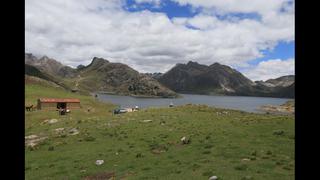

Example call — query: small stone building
[37,98,81,110]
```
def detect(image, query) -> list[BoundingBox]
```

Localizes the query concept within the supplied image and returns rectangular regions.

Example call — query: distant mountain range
[158,61,294,98]
[25,53,177,98]
[25,53,294,98]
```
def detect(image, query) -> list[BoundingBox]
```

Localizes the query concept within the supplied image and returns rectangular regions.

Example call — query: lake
[96,93,292,113]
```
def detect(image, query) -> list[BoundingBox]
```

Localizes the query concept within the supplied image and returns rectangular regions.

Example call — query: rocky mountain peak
[87,57,109,68]
[186,61,199,66]
[25,53,38,62]
[210,62,221,66]
[92,57,109,63]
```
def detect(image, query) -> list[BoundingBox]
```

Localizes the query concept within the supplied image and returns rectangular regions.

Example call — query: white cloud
[242,58,295,81]
[25,0,294,75]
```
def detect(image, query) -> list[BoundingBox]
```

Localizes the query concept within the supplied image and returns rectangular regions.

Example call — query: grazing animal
[32,106,37,111]
[25,105,34,111]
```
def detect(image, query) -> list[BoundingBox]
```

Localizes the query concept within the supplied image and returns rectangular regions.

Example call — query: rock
[69,128,79,135]
[48,119,58,124]
[25,134,38,140]
[141,120,153,123]
[181,136,190,144]
[25,135,48,148]
[55,128,65,132]
[181,136,186,142]
[209,176,218,180]
[42,119,59,125]
[95,160,104,165]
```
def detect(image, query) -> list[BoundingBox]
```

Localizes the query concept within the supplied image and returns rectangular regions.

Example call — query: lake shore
[259,100,294,115]
[96,93,291,113]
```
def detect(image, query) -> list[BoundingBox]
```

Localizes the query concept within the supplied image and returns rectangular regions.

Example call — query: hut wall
[66,102,81,109]
[40,102,57,110]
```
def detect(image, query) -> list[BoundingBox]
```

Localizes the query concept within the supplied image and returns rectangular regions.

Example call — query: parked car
[113,108,127,114]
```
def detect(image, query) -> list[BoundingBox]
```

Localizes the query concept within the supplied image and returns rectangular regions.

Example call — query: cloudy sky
[25,0,294,81]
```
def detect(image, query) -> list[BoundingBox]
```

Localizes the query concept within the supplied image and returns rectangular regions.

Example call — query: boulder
[95,160,104,165]
[209,176,218,180]
[181,136,190,144]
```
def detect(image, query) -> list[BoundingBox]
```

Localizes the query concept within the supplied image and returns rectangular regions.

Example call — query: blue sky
[26,0,294,80]
[248,41,294,65]
[124,0,199,18]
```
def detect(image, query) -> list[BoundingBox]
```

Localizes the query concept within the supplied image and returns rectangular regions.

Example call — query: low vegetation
[25,81,294,180]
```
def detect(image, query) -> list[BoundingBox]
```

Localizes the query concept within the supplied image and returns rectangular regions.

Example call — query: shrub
[84,136,95,141]
[273,130,284,135]
[251,150,257,156]
[202,150,211,154]
[202,171,213,176]
[136,153,143,158]
[204,144,213,149]
[234,164,248,171]
[266,150,272,155]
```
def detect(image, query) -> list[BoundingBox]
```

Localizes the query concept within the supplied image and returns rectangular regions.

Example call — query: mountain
[254,76,294,98]
[158,61,255,95]
[158,61,294,98]
[25,64,72,91]
[74,57,177,97]
[25,64,53,82]
[25,54,177,98]
[25,53,77,78]
[144,72,163,79]
[265,75,294,87]
[25,53,293,98]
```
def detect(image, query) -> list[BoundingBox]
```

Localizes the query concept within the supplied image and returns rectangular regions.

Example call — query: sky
[25,0,294,81]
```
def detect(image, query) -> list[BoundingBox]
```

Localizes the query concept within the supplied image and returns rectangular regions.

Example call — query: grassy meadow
[25,83,294,180]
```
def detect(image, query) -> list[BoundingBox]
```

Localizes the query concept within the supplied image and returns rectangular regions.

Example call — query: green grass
[25,83,294,180]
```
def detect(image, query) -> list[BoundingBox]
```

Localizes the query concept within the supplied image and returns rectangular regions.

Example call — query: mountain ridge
[158,61,294,98]
[25,53,294,98]
[25,53,177,98]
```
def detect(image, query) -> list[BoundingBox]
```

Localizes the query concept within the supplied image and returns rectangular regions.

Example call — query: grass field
[25,83,294,180]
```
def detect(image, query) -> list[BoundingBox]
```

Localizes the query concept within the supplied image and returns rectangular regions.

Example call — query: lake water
[96,93,292,113]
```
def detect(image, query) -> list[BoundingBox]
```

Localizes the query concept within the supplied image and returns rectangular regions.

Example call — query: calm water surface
[96,93,292,113]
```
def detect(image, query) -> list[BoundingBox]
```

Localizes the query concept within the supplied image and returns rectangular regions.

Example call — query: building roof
[38,98,80,103]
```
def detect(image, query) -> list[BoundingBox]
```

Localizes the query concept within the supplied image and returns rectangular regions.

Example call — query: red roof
[38,98,80,103]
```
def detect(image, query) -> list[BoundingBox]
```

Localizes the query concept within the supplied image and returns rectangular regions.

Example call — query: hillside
[73,57,178,97]
[158,61,255,95]
[158,61,294,98]
[25,53,77,78]
[25,64,74,91]
[254,76,294,98]
[25,82,294,180]
[25,54,177,98]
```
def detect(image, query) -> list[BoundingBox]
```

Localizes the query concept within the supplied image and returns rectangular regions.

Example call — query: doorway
[57,102,66,109]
